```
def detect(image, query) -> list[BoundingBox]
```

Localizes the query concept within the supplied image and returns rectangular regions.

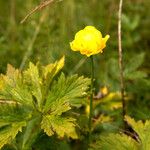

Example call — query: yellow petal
[103,35,110,43]
[101,35,110,49]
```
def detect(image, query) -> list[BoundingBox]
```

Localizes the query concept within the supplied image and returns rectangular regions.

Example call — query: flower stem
[88,55,94,141]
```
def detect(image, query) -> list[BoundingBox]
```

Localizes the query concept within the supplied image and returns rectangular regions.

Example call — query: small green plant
[0,57,90,149]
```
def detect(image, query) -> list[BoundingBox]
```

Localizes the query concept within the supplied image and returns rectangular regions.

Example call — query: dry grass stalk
[21,0,55,24]
[118,0,126,121]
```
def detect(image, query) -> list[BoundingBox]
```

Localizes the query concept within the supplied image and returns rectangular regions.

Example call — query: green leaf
[43,73,90,113]
[42,56,65,89]
[93,116,150,150]
[23,62,42,110]
[0,57,90,147]
[41,115,78,139]
[0,103,31,122]
[122,14,140,31]
[0,102,31,149]
[94,133,138,150]
[125,116,150,150]
[0,57,65,112]
[124,53,145,74]
[41,56,65,107]
[0,65,34,108]
[42,56,65,81]
[0,121,26,149]
[41,73,90,139]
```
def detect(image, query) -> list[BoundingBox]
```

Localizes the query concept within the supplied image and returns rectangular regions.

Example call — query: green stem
[88,55,94,141]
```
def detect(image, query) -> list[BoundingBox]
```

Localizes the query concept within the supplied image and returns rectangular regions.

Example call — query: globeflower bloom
[70,26,110,57]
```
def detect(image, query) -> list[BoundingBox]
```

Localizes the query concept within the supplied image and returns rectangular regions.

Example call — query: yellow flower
[70,26,110,57]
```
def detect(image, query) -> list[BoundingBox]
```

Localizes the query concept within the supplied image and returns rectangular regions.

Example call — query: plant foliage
[92,116,150,150]
[0,57,90,149]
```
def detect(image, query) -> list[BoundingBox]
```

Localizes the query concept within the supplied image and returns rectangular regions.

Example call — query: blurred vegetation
[0,0,150,149]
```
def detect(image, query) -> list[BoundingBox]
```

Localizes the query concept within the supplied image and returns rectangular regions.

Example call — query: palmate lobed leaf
[0,56,65,111]
[0,57,65,148]
[41,73,90,138]
[0,56,91,148]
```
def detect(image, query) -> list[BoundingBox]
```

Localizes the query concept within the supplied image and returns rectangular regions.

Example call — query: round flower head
[70,26,110,57]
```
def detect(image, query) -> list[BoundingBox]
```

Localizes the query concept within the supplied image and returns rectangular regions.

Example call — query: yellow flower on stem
[70,25,110,142]
[70,26,110,57]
